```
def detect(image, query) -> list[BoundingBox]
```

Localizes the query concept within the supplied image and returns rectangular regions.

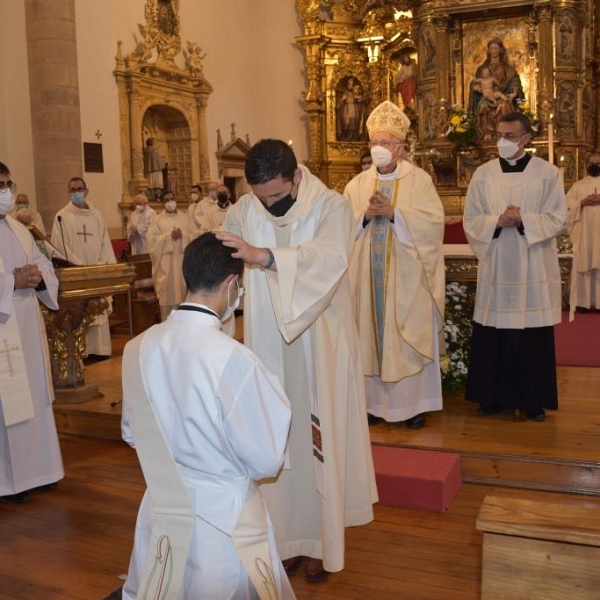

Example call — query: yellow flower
[456,126,465,133]
[440,355,450,374]
[450,115,461,126]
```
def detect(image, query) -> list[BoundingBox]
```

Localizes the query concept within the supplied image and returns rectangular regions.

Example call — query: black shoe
[367,413,383,426]
[1,491,32,503]
[406,413,425,429]
[526,409,546,422]
[282,556,303,576]
[476,405,503,417]
[37,482,58,492]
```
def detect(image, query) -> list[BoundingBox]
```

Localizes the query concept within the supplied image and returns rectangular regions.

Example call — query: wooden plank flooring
[2,433,599,599]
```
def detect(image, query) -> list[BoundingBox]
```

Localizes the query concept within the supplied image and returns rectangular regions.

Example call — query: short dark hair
[360,151,372,162]
[0,162,10,176]
[245,139,298,185]
[191,184,201,192]
[182,232,244,293]
[160,189,174,202]
[498,111,532,135]
[68,176,87,190]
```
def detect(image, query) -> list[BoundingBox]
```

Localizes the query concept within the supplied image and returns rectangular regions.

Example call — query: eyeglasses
[69,186,86,193]
[369,140,399,150]
[0,181,17,193]
[495,132,525,141]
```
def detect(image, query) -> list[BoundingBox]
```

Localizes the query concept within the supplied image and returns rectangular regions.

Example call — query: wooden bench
[476,494,600,599]
[111,253,160,335]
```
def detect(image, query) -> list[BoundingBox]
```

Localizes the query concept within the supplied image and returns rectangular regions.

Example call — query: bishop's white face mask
[497,137,521,160]
[208,190,217,200]
[165,200,177,212]
[135,204,144,212]
[370,145,395,169]
[0,188,14,215]
[221,278,244,323]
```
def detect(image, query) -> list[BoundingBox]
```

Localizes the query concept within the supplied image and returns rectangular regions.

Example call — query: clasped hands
[365,191,394,221]
[171,227,182,240]
[497,204,522,228]
[14,264,43,290]
[581,193,600,207]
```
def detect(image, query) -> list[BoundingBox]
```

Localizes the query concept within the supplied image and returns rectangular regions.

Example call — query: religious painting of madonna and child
[460,20,534,142]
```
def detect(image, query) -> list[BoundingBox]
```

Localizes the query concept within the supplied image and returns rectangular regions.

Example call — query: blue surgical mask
[71,191,86,205]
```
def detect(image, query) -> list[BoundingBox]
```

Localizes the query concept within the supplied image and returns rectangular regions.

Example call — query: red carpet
[555,311,600,367]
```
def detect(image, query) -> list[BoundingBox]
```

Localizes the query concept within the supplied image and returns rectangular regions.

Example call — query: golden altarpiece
[295,0,599,219]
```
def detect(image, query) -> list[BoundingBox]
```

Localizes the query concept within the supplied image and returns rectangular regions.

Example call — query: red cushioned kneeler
[372,446,462,512]
[443,220,468,244]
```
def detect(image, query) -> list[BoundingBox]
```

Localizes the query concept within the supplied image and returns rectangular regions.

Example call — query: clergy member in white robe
[219,139,377,582]
[463,111,567,421]
[126,193,156,255]
[0,162,63,503]
[121,232,294,600]
[201,184,232,233]
[192,180,218,229]
[11,193,46,234]
[50,177,116,357]
[147,190,196,321]
[345,101,445,429]
[566,151,600,318]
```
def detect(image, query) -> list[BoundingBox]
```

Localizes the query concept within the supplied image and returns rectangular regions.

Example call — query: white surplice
[224,165,377,573]
[192,196,218,230]
[146,210,195,320]
[202,204,230,233]
[50,202,117,355]
[464,156,567,329]
[0,216,64,495]
[344,162,445,422]
[566,174,600,317]
[121,307,295,600]
[126,205,156,255]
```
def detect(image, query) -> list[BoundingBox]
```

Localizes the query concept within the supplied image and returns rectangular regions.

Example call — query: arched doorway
[142,104,192,199]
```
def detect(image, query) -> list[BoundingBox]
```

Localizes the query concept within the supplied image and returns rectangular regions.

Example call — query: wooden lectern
[42,263,135,404]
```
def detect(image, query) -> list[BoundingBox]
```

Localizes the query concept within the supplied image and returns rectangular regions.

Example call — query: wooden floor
[8,328,596,598]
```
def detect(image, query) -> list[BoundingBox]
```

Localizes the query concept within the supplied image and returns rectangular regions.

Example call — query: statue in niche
[557,85,576,131]
[468,38,524,141]
[335,76,366,141]
[558,13,575,61]
[395,53,418,110]
[422,28,436,75]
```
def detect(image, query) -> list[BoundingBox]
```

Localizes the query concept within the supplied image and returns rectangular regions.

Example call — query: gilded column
[536,3,555,135]
[128,88,146,192]
[24,0,82,227]
[433,15,451,103]
[196,94,210,185]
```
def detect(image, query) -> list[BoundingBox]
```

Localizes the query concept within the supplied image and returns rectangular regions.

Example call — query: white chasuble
[225,165,377,573]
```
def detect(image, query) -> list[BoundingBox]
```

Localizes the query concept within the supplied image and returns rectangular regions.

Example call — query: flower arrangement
[440,281,475,390]
[515,99,539,137]
[445,105,477,146]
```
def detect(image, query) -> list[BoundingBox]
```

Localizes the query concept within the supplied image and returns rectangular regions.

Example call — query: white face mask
[370,145,395,169]
[208,190,217,200]
[0,188,14,216]
[497,137,521,160]
[190,192,199,202]
[165,200,177,212]
[135,204,144,212]
[221,278,243,322]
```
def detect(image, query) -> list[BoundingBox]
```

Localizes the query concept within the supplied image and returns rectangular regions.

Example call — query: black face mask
[262,184,297,217]
[217,193,230,207]
[587,164,600,177]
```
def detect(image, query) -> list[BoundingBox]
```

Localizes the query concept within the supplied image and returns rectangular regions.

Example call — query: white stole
[0,251,35,426]
[122,333,195,600]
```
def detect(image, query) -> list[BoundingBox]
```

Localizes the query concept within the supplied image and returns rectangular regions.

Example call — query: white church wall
[0,0,37,208]
[0,0,308,237]
[73,0,307,236]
